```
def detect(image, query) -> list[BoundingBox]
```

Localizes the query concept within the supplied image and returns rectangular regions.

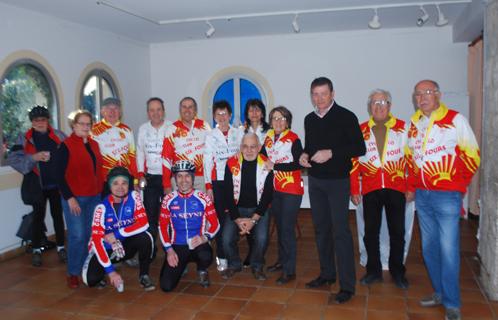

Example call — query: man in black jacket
[222,133,274,281]
[299,77,366,304]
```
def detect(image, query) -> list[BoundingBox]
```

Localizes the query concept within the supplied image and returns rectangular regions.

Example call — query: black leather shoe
[243,256,251,268]
[393,276,409,289]
[267,262,283,273]
[220,267,242,280]
[359,273,383,286]
[276,274,296,285]
[32,252,42,267]
[252,268,267,281]
[305,276,336,288]
[334,290,354,304]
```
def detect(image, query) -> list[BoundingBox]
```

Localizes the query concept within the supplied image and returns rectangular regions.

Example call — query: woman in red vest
[55,110,104,288]
[262,106,304,285]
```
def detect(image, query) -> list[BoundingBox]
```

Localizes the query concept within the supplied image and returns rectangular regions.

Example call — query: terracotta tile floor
[0,210,495,319]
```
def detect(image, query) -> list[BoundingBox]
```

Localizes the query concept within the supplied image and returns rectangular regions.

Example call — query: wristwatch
[251,218,258,225]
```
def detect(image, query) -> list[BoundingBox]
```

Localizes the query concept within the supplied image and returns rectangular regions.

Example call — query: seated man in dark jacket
[222,133,274,280]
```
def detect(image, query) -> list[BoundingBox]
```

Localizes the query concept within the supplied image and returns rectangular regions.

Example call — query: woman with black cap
[8,105,67,267]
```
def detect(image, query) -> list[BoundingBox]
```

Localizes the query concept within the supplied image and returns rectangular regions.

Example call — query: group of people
[7,76,479,320]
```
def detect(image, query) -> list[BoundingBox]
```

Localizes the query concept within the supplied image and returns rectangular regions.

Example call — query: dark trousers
[143,174,163,239]
[31,188,65,249]
[212,181,228,259]
[363,188,406,278]
[272,191,302,275]
[83,231,154,286]
[223,207,270,270]
[309,176,355,293]
[160,243,212,292]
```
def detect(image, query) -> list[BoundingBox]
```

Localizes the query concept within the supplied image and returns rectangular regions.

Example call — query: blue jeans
[223,207,270,270]
[416,189,462,309]
[62,195,100,276]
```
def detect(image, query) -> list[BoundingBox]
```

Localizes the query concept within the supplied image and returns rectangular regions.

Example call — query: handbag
[16,212,34,241]
[20,171,43,205]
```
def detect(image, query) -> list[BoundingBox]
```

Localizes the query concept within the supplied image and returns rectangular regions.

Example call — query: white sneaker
[217,258,228,272]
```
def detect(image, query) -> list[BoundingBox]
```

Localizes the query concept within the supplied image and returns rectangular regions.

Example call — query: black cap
[107,166,131,188]
[28,105,50,121]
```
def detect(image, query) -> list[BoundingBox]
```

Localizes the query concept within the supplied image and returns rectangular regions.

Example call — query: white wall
[0,3,151,253]
[150,27,469,140]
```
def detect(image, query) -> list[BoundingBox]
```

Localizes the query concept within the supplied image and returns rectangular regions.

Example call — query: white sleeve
[136,124,146,174]
[203,133,215,185]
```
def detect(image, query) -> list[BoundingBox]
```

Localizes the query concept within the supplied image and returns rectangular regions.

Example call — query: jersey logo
[231,166,240,176]
[275,171,294,188]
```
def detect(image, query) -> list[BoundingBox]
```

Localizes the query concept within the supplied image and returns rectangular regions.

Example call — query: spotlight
[292,14,300,33]
[417,5,429,27]
[368,8,381,29]
[205,20,215,38]
[435,4,449,26]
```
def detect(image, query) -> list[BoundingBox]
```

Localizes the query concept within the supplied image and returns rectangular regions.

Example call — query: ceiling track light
[417,5,429,27]
[205,20,215,38]
[96,0,471,36]
[435,4,449,26]
[368,8,381,29]
[292,14,300,33]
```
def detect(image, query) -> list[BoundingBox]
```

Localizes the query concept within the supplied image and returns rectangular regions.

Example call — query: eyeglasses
[76,122,92,127]
[371,100,390,107]
[414,89,439,97]
[272,116,287,122]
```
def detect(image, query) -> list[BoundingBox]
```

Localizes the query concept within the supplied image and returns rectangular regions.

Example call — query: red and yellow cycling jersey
[91,119,138,179]
[406,103,480,193]
[161,119,211,188]
[350,115,409,195]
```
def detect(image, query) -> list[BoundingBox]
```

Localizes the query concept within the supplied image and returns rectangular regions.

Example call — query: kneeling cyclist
[159,160,219,291]
[82,166,155,292]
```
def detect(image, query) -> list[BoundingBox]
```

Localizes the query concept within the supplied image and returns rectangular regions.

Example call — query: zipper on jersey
[183,197,189,242]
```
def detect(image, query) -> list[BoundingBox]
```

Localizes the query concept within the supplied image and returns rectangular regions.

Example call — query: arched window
[80,69,119,120]
[213,78,264,126]
[0,59,59,164]
[202,66,273,126]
